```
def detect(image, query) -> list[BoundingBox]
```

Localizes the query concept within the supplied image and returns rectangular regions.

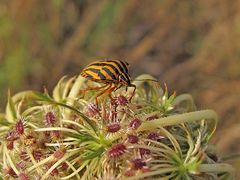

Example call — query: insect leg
[129,84,136,102]
[80,84,108,92]
[95,84,112,106]
[114,84,123,92]
[95,84,119,106]
[80,84,108,97]
[108,84,121,100]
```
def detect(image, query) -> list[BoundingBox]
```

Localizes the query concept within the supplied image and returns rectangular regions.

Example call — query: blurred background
[0,0,239,177]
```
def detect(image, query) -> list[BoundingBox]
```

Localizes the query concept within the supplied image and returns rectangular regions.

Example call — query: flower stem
[34,127,79,134]
[41,150,80,179]
[198,163,235,178]
[138,110,217,140]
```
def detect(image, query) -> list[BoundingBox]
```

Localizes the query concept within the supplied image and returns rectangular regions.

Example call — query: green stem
[60,160,90,180]
[64,161,81,180]
[198,163,235,177]
[138,110,217,140]
[12,91,35,102]
[41,150,80,180]
[27,156,53,172]
[34,127,79,134]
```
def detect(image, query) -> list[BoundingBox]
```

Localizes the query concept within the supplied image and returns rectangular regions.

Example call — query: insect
[80,60,136,106]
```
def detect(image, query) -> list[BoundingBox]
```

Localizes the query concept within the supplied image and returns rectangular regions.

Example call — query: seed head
[131,158,146,170]
[106,123,121,133]
[147,132,164,141]
[108,143,127,158]
[32,150,42,161]
[16,119,24,135]
[7,141,14,150]
[127,135,139,144]
[115,95,128,106]
[5,130,19,141]
[129,118,142,129]
[139,148,151,157]
[53,148,66,160]
[45,111,56,125]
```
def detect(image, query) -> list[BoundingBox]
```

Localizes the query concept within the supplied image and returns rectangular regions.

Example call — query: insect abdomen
[81,60,130,83]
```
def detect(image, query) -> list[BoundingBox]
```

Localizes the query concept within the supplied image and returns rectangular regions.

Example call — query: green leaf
[5,91,17,123]
[0,117,11,126]
[70,133,96,142]
[62,76,76,100]
[53,76,66,101]
[83,146,105,160]
[33,91,53,102]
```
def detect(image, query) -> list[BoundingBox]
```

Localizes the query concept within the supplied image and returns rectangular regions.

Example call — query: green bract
[0,74,234,179]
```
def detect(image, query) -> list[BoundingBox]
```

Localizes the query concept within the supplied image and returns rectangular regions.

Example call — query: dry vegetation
[0,0,240,178]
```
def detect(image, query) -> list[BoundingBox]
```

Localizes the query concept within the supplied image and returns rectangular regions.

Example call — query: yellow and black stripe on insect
[80,60,136,106]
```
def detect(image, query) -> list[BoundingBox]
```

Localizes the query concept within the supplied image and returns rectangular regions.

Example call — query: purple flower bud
[6,141,14,150]
[115,95,128,106]
[45,111,56,125]
[139,148,151,156]
[16,119,24,135]
[53,148,66,159]
[108,143,127,158]
[147,132,164,141]
[5,130,19,141]
[131,158,146,170]
[106,123,121,133]
[129,118,141,129]
[127,135,139,144]
[32,150,42,161]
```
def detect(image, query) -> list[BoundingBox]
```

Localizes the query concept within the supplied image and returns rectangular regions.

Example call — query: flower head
[0,74,232,179]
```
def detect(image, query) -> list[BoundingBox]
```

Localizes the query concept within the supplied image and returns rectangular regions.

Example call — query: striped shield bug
[80,60,136,106]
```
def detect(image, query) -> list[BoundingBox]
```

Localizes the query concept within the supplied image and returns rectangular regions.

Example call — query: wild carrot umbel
[0,74,234,179]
